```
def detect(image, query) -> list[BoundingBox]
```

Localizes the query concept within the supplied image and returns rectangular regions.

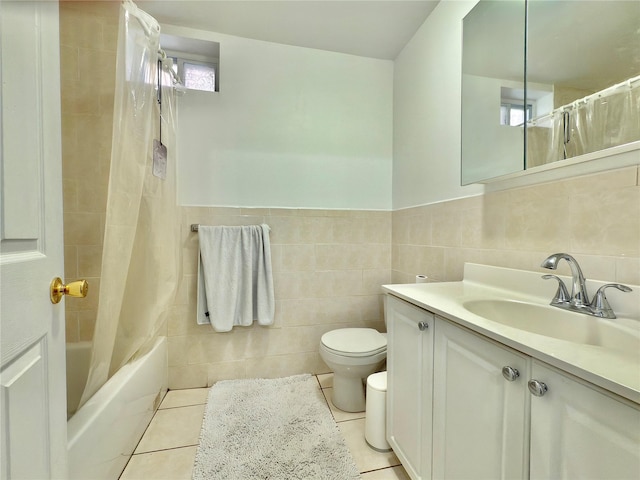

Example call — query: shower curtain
[526,80,640,168]
[79,0,180,407]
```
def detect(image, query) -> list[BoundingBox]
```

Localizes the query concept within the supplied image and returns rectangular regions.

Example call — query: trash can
[365,371,391,452]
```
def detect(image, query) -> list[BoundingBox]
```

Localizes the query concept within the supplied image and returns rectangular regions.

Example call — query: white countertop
[383,264,640,404]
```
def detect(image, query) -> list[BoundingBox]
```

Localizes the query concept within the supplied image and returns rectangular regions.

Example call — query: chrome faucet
[541,253,631,319]
[541,253,590,307]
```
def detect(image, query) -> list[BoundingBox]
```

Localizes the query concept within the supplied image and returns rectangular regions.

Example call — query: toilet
[319,328,387,412]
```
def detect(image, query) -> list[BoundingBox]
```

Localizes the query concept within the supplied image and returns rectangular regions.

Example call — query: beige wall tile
[78,310,97,341]
[66,311,79,343]
[207,361,248,385]
[280,244,316,271]
[169,365,208,390]
[569,185,640,257]
[243,352,328,379]
[64,245,78,279]
[77,245,103,277]
[616,257,640,285]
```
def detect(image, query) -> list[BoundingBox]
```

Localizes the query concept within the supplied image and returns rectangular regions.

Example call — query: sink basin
[463,299,640,356]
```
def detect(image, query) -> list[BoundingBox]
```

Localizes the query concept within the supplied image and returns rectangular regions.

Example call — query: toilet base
[331,374,366,412]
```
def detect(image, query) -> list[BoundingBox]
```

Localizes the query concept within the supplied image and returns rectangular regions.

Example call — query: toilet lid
[321,328,387,357]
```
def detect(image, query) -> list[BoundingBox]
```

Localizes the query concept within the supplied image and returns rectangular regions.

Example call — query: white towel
[197,225,275,332]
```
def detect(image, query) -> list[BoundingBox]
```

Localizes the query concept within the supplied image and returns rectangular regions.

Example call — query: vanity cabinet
[529,361,640,480]
[386,295,434,480]
[386,294,640,480]
[432,319,530,480]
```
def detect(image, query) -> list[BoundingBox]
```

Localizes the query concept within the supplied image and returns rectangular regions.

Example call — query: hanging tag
[152,139,167,180]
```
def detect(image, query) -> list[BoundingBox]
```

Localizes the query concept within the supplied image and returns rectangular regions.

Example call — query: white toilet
[319,328,387,412]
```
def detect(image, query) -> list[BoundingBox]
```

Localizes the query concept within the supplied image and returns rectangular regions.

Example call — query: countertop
[383,265,640,405]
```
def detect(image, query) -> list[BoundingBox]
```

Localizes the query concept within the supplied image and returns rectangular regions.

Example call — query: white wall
[461,74,524,184]
[167,25,393,210]
[393,0,483,209]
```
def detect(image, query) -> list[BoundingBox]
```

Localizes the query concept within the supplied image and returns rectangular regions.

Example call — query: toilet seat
[321,328,387,358]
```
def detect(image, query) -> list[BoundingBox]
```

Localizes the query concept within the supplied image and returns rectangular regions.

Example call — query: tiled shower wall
[167,208,391,388]
[60,1,118,342]
[392,166,640,286]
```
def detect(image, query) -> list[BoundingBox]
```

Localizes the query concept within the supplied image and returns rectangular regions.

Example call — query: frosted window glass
[184,62,216,92]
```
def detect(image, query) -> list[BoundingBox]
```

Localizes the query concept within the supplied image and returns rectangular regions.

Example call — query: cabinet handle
[502,366,520,382]
[418,321,429,331]
[528,379,548,397]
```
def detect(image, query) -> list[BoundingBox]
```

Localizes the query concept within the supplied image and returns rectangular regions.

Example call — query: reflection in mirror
[526,1,640,169]
[461,0,640,185]
[461,1,526,185]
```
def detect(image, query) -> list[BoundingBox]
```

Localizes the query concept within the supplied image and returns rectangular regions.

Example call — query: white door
[386,295,434,480]
[0,1,68,479]
[432,319,530,480]
[529,361,640,480]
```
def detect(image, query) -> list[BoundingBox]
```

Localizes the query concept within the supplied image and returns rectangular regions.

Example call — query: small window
[500,103,532,126]
[184,62,216,92]
[171,57,218,93]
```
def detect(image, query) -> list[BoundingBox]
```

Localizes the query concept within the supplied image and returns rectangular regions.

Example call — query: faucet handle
[589,283,632,319]
[542,274,571,305]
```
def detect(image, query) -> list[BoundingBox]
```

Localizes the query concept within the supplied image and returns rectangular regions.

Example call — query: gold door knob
[50,277,89,304]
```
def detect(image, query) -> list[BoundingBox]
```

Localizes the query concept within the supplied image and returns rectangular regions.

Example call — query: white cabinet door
[432,319,530,480]
[0,2,67,479]
[529,361,640,480]
[386,295,434,480]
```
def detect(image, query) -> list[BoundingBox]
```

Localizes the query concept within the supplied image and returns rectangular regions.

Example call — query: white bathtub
[67,337,168,480]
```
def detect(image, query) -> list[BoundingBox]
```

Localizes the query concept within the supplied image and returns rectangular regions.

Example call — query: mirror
[461,0,640,185]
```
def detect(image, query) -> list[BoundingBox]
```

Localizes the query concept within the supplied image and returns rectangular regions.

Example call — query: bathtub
[67,336,168,480]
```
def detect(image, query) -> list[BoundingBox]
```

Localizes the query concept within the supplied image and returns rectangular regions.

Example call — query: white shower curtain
[80,0,180,407]
[526,80,640,168]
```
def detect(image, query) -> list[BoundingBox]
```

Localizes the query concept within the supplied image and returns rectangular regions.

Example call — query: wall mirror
[461,0,640,185]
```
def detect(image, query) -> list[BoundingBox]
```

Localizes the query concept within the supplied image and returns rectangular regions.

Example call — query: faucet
[541,253,590,307]
[541,253,632,319]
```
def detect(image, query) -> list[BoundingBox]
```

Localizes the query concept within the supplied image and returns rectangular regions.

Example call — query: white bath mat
[192,374,360,479]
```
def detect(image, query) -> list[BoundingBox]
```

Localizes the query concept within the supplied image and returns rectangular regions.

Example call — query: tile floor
[120,373,410,479]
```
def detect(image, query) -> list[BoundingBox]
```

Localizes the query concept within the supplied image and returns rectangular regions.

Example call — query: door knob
[502,366,520,382]
[50,277,88,304]
[528,379,548,397]
[418,321,429,331]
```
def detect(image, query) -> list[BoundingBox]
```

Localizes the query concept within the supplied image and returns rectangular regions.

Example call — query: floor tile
[361,465,411,480]
[160,388,209,409]
[126,381,409,480]
[135,404,205,454]
[338,418,400,473]
[322,387,366,422]
[120,446,197,480]
[317,372,333,389]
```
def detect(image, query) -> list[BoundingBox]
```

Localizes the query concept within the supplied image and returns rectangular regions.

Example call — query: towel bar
[191,224,271,233]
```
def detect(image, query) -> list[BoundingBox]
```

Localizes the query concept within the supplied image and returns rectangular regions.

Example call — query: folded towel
[197,225,275,332]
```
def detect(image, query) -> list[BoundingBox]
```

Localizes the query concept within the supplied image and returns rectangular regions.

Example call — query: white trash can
[365,371,391,452]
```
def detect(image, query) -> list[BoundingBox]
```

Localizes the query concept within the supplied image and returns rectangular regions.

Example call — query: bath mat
[192,374,360,480]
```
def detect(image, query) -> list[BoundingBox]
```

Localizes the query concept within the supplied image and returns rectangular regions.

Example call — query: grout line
[119,407,160,478]
[361,464,403,475]
[335,416,365,424]
[159,402,207,410]
[133,443,200,456]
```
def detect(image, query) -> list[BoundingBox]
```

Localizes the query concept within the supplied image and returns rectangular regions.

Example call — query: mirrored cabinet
[461,0,640,185]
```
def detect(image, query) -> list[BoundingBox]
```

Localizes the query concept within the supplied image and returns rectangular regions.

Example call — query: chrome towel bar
[191,224,272,233]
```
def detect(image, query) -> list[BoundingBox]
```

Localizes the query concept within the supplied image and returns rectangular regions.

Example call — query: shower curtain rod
[529,74,640,125]
[565,74,640,108]
[124,0,160,38]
